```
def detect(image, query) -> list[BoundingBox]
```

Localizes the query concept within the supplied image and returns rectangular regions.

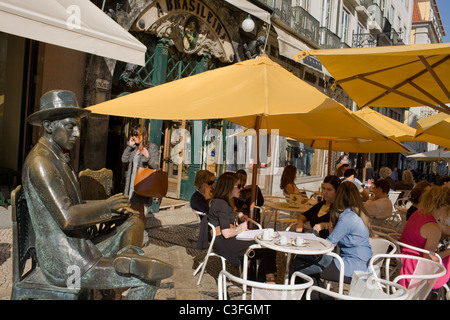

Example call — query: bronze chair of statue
[78,168,113,200]
[79,168,119,238]
[10,185,89,300]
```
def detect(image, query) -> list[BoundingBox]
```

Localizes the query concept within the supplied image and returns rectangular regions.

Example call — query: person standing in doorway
[122,125,159,225]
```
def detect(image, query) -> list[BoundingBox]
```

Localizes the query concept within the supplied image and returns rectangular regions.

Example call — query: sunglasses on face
[234,184,243,189]
[207,180,214,186]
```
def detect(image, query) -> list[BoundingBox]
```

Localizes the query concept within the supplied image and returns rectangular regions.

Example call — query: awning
[0,0,147,66]
[224,0,271,24]
[273,24,330,76]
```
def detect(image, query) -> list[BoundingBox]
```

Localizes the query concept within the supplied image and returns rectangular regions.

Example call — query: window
[389,5,395,24]
[355,24,363,47]
[321,0,332,28]
[341,9,349,44]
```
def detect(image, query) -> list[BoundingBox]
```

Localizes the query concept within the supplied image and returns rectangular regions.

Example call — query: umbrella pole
[327,141,332,175]
[362,153,367,183]
[250,115,262,223]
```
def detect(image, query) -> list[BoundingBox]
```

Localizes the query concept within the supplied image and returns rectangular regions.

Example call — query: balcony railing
[319,27,341,49]
[352,29,404,47]
[257,0,320,46]
[360,0,383,30]
[291,6,320,45]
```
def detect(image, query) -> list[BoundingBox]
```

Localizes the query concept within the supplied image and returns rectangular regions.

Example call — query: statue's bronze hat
[28,90,91,126]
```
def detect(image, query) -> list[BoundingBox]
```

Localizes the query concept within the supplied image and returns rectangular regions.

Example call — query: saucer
[257,234,274,241]
[292,241,309,247]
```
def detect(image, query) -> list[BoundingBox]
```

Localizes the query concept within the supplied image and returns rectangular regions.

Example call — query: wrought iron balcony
[319,27,341,49]
[352,28,404,47]
[257,0,320,46]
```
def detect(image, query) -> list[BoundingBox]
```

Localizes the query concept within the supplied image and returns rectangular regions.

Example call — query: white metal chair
[386,233,450,299]
[193,221,228,285]
[193,210,262,286]
[369,237,397,280]
[369,253,446,300]
[306,275,409,300]
[218,270,314,300]
[388,191,401,211]
[192,209,206,223]
[395,197,412,213]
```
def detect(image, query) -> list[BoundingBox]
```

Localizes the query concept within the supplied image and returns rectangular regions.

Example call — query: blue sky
[436,0,449,42]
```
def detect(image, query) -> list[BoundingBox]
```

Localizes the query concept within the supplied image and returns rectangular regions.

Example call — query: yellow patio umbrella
[415,112,450,150]
[229,122,410,175]
[87,56,395,218]
[88,57,391,142]
[294,43,450,115]
[299,107,415,150]
[406,149,450,162]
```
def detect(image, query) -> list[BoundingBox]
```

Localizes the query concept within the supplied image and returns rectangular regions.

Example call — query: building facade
[2,0,446,205]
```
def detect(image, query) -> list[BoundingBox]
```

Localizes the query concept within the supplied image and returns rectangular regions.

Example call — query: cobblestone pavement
[0,204,289,300]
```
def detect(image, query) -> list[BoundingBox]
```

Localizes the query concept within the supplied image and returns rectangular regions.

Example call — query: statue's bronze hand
[107,193,131,213]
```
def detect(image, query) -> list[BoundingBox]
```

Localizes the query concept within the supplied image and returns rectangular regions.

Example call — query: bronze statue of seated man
[22,90,172,299]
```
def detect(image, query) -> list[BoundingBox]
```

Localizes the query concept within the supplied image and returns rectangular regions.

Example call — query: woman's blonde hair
[418,186,450,217]
[401,170,414,185]
[330,181,372,235]
[365,160,372,169]
[194,170,214,189]
[378,167,392,179]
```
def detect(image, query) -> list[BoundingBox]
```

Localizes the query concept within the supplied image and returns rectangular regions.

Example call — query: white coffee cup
[267,228,274,237]
[262,230,271,240]
[296,237,305,246]
[279,235,288,245]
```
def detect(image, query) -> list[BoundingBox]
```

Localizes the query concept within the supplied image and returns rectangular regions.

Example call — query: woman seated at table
[296,175,340,239]
[208,172,277,283]
[190,170,215,214]
[291,181,372,297]
[406,180,431,221]
[280,164,303,197]
[398,185,450,290]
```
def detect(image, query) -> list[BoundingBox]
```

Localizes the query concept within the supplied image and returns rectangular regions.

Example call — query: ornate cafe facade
[1,0,353,207]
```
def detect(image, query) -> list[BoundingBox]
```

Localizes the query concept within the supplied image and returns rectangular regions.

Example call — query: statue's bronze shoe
[113,253,173,281]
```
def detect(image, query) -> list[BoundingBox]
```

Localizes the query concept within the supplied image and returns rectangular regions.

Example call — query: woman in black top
[190,170,215,214]
[208,172,277,282]
[296,175,340,238]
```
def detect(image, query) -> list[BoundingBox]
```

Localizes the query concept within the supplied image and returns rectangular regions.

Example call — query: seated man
[343,168,369,202]
[234,169,264,222]
[23,90,172,299]
[363,179,393,224]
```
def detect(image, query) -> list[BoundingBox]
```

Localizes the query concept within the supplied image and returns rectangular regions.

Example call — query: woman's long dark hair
[323,175,341,192]
[280,165,297,189]
[130,124,150,151]
[213,172,238,206]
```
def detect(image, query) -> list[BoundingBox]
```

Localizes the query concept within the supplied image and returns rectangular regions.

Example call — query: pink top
[399,210,449,289]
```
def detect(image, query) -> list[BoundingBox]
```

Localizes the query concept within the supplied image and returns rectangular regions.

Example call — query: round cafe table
[252,231,344,293]
[239,229,344,297]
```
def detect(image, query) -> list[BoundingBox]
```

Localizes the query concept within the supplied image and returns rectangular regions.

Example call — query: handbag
[133,167,168,198]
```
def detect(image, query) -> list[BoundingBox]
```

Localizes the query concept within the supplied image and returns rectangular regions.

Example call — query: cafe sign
[135,0,234,62]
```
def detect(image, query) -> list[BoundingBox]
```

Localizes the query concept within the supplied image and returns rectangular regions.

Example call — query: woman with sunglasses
[190,170,215,214]
[208,172,277,283]
[121,125,159,225]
